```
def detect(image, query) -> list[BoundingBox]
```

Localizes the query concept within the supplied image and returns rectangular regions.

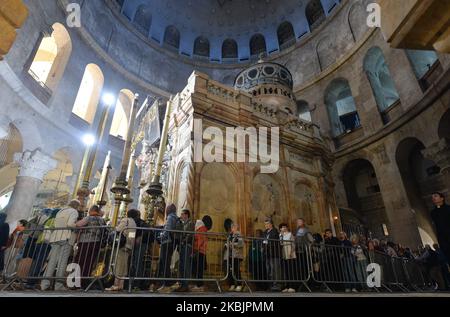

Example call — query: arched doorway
[438,109,450,139]
[37,148,74,209]
[396,138,439,245]
[0,124,23,211]
[341,159,388,239]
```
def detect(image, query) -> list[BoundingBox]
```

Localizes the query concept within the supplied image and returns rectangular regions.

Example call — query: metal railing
[1,227,447,293]
[1,226,115,292]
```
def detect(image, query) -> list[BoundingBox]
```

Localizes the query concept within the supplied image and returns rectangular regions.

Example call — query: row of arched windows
[124,0,329,60]
[28,23,134,140]
[27,24,440,143]
[298,47,439,137]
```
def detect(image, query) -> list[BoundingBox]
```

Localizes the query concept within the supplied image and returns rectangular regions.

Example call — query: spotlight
[102,93,116,106]
[82,133,96,146]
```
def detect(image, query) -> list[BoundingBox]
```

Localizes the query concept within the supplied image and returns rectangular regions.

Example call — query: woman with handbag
[74,205,106,288]
[106,209,137,292]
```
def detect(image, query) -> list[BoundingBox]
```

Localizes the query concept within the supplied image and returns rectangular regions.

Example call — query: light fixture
[102,93,116,106]
[82,133,96,146]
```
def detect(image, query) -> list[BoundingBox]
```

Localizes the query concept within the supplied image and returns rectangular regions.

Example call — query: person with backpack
[0,212,9,273]
[40,200,80,291]
[106,209,137,292]
[174,209,195,292]
[156,204,178,293]
[74,205,106,288]
[24,208,57,290]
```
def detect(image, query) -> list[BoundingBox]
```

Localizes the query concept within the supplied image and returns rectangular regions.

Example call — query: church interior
[0,0,449,295]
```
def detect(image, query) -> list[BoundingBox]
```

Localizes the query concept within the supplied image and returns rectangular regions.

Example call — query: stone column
[5,149,57,224]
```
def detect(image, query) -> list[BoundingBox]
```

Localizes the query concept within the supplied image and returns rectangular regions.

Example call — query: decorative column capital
[14,149,57,181]
[422,138,450,172]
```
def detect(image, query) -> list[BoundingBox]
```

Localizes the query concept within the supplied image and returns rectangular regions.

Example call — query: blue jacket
[160,212,178,244]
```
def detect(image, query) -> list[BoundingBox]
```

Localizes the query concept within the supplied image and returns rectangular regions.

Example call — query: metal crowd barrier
[1,226,115,292]
[1,226,444,294]
[231,236,312,293]
[112,227,229,292]
[309,243,372,292]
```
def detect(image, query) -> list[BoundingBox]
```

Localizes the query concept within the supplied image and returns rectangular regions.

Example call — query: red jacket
[194,225,208,255]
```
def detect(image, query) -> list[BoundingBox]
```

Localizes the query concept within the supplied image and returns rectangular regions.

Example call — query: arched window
[133,4,152,35]
[405,50,439,80]
[363,47,400,113]
[163,25,180,49]
[277,22,296,50]
[222,39,238,59]
[306,0,326,31]
[194,36,210,57]
[110,89,134,139]
[28,23,72,92]
[325,78,360,136]
[297,100,312,122]
[72,64,104,124]
[250,34,267,57]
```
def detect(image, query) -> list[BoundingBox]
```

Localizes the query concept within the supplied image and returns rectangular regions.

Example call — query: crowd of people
[0,192,449,293]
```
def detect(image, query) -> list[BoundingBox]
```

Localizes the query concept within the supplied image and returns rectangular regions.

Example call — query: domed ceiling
[117,0,341,62]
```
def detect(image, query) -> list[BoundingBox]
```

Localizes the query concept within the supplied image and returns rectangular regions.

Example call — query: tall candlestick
[111,94,139,226]
[77,97,114,211]
[95,151,111,208]
[147,96,174,197]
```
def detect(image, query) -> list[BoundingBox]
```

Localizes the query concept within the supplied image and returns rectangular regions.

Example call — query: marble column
[5,149,57,224]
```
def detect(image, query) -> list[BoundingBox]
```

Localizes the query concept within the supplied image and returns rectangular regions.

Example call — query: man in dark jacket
[430,192,450,262]
[175,209,195,292]
[263,218,281,291]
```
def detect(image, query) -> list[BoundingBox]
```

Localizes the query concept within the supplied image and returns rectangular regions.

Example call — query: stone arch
[297,100,312,122]
[347,0,368,42]
[363,46,400,113]
[316,36,335,71]
[251,172,288,231]
[28,22,72,92]
[396,137,439,245]
[341,158,388,239]
[72,64,105,124]
[39,148,74,208]
[198,163,238,233]
[405,50,439,80]
[292,179,320,231]
[0,123,23,209]
[324,78,360,136]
